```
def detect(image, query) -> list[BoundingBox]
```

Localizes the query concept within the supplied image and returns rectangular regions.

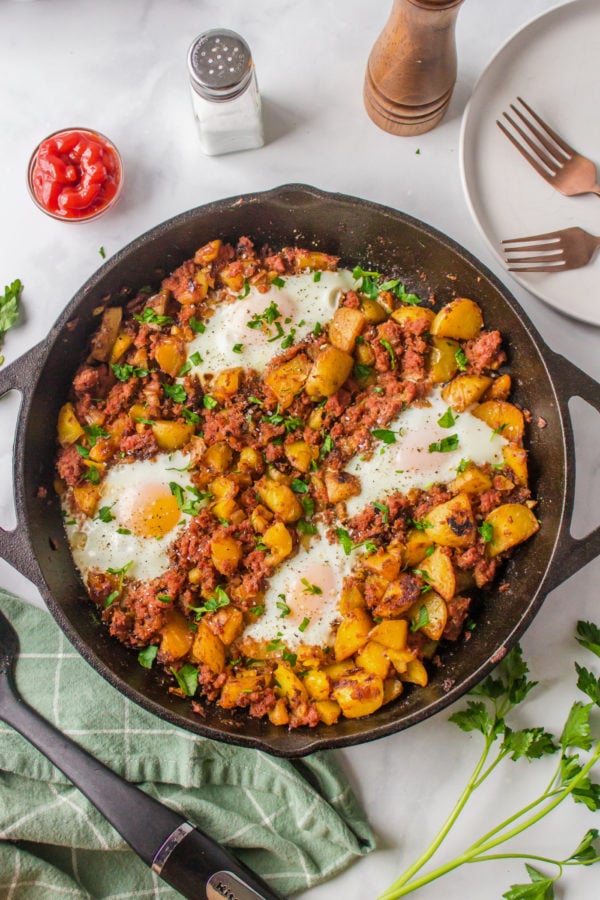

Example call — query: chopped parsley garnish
[282,649,297,667]
[238,278,250,299]
[492,423,508,437]
[189,586,231,619]
[297,519,318,535]
[169,482,210,516]
[99,246,106,259]
[104,590,119,608]
[372,427,397,445]
[250,604,265,617]
[181,408,200,424]
[75,444,90,459]
[0,279,22,361]
[354,362,373,380]
[277,595,291,618]
[117,527,131,535]
[232,343,243,354]
[156,594,172,603]
[298,617,310,633]
[478,522,494,543]
[313,321,323,336]
[410,604,430,633]
[163,383,188,404]
[203,395,218,410]
[112,363,149,382]
[84,424,110,446]
[300,495,315,518]
[290,478,309,494]
[271,276,285,289]
[379,279,421,305]
[352,266,381,300]
[247,301,281,330]
[438,407,457,428]
[189,317,206,334]
[313,271,322,283]
[336,527,354,556]
[134,307,174,327]
[410,518,432,531]
[320,434,334,458]
[170,663,198,696]
[373,501,389,524]
[83,466,101,484]
[301,579,323,595]
[380,338,397,370]
[455,347,468,371]
[267,634,286,652]
[138,645,158,669]
[456,458,470,473]
[429,434,460,453]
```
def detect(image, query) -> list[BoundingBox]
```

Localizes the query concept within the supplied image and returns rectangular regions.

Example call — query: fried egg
[184,270,355,378]
[344,387,508,516]
[63,451,199,582]
[242,533,354,650]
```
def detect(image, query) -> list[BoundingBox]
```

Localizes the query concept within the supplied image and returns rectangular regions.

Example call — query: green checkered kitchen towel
[0,591,376,898]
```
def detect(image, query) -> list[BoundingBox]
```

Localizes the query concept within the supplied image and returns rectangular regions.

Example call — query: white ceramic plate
[460,0,600,326]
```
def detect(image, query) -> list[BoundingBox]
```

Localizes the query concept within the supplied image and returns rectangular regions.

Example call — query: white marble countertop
[1,1,599,898]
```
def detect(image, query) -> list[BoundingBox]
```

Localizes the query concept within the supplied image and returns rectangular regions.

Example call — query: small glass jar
[187,29,264,157]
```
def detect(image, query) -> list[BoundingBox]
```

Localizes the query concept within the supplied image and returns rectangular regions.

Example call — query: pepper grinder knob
[364,0,465,137]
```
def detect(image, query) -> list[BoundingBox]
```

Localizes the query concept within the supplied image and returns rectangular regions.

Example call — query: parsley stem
[378,741,600,899]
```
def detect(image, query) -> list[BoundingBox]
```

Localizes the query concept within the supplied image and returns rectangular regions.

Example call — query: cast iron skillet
[1,184,599,758]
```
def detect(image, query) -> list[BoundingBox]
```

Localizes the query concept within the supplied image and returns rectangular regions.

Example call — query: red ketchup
[29,128,123,221]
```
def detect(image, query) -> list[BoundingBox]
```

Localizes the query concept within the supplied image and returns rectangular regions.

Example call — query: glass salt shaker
[187,29,264,156]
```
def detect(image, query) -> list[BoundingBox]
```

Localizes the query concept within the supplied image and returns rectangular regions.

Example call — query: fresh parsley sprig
[0,279,22,363]
[378,626,600,899]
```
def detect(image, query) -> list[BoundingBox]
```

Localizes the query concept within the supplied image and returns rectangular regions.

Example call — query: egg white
[184,270,355,379]
[242,533,355,650]
[63,451,198,583]
[344,387,508,516]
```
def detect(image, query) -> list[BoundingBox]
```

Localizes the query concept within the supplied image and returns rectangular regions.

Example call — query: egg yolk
[116,484,181,538]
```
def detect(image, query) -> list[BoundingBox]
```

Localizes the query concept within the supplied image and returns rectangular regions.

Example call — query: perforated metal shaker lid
[188,29,254,101]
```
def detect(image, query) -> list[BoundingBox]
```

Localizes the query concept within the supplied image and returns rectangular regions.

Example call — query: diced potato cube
[324,659,358,682]
[356,641,390,679]
[269,697,290,726]
[426,493,476,548]
[304,669,330,701]
[382,678,404,705]
[191,620,226,674]
[324,469,361,503]
[295,249,339,271]
[502,443,528,485]
[369,619,408,651]
[194,239,222,264]
[484,373,512,401]
[363,550,401,582]
[339,580,366,614]
[274,663,308,700]
[441,374,493,412]
[334,608,373,661]
[484,503,539,557]
[219,671,260,709]
[264,354,312,409]
[88,307,122,362]
[328,307,366,353]
[429,336,460,384]
[160,611,194,660]
[417,546,456,601]
[404,528,434,567]
[154,337,187,378]
[430,298,484,340]
[152,420,193,451]
[206,606,244,645]
[210,535,243,575]
[391,306,435,330]
[209,476,238,500]
[448,464,493,495]
[305,345,354,399]
[262,521,293,566]
[400,658,429,687]
[386,648,416,675]
[212,498,243,525]
[333,672,384,718]
[285,441,316,473]
[256,478,303,523]
[360,298,388,324]
[250,504,273,533]
[57,402,85,445]
[109,330,134,364]
[472,400,525,444]
[315,699,341,725]
[409,591,448,641]
[212,367,243,402]
[202,442,233,473]
[72,482,101,517]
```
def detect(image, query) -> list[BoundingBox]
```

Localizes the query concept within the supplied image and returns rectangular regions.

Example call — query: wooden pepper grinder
[364,0,465,136]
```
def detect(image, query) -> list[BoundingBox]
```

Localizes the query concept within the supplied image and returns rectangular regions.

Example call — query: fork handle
[0,673,282,900]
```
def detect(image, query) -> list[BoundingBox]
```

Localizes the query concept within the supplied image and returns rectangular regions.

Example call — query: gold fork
[502,227,600,273]
[497,97,600,198]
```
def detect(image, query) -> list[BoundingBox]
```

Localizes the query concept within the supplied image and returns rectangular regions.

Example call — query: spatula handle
[0,672,282,899]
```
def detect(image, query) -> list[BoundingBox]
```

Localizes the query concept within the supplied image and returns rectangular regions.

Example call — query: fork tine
[501,110,560,173]
[504,252,565,264]
[510,103,570,166]
[502,231,564,244]
[516,97,575,159]
[508,263,567,273]
[496,118,555,181]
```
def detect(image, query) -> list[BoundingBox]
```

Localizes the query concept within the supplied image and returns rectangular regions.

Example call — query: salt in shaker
[187,28,264,156]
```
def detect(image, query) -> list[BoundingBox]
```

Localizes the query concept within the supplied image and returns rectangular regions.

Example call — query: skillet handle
[544,351,600,590]
[0,341,47,582]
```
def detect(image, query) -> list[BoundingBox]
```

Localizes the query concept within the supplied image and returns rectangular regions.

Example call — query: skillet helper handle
[0,675,281,900]
[0,340,47,582]
[546,350,600,589]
